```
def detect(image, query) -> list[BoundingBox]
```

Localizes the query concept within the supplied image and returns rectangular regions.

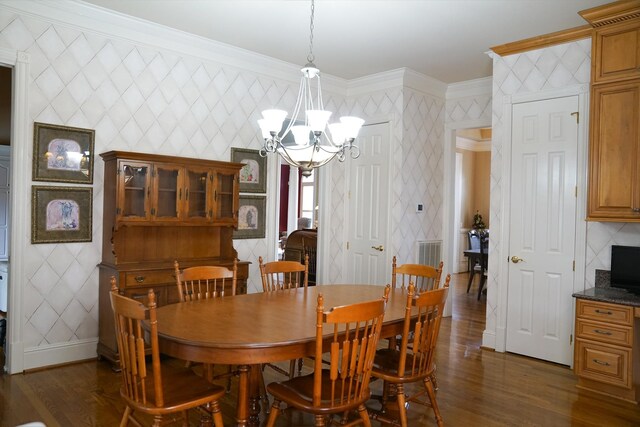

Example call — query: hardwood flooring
[1,273,639,426]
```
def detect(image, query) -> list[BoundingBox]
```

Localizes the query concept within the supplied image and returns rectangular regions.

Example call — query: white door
[346,122,391,285]
[506,96,578,365]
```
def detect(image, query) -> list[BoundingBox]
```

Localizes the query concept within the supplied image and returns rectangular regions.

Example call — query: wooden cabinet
[582,1,640,221]
[574,299,639,403]
[98,151,248,366]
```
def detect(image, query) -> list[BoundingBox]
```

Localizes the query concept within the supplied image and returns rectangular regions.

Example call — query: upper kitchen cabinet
[582,1,640,221]
[101,151,242,228]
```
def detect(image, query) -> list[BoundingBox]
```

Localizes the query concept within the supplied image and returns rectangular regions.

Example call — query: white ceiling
[79,0,611,84]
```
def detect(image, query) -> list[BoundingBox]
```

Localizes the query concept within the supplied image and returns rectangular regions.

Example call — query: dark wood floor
[1,273,639,426]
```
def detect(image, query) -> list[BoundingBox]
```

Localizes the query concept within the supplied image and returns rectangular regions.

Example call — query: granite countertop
[573,269,640,307]
[573,287,640,307]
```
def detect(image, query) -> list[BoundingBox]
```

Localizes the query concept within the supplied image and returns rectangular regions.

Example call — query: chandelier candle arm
[256,0,364,176]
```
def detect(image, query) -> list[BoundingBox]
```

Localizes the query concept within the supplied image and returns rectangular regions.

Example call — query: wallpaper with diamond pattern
[0,9,449,355]
[489,39,640,344]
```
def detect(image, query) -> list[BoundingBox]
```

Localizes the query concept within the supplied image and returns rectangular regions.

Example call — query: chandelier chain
[308,0,315,63]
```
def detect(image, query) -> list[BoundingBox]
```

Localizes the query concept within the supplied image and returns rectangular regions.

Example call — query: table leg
[248,364,262,426]
[236,364,249,427]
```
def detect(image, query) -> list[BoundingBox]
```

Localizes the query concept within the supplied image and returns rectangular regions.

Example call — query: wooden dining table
[153,284,412,427]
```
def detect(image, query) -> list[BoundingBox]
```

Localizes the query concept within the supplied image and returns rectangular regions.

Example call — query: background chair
[174,259,237,386]
[258,255,309,380]
[466,230,488,300]
[370,276,450,427]
[109,278,225,427]
[391,256,443,292]
[266,286,390,427]
[259,255,308,292]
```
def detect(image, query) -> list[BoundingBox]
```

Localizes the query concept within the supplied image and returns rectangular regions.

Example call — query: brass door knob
[371,245,384,252]
[510,256,524,263]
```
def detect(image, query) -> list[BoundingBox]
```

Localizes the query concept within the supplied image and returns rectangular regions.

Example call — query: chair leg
[358,404,372,427]
[265,400,281,427]
[210,401,224,427]
[288,359,296,378]
[424,376,443,427]
[396,384,408,427]
[120,406,132,427]
[466,270,475,293]
[152,414,163,427]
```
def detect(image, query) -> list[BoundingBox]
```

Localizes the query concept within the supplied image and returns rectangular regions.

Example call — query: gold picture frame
[31,186,93,244]
[33,122,95,184]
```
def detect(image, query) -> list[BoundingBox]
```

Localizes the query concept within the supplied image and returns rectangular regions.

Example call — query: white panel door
[346,122,390,285]
[506,96,578,365]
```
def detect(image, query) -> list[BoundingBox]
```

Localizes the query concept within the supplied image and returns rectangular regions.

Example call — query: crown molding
[347,67,446,99]
[446,76,492,99]
[0,0,351,93]
[491,25,591,57]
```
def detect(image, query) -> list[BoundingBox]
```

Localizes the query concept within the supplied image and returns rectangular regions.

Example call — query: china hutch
[97,151,248,365]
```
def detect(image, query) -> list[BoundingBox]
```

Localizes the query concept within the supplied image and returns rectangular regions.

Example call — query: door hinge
[571,111,579,123]
[346,242,350,250]
[573,260,575,271]
[575,186,578,197]
[570,334,573,345]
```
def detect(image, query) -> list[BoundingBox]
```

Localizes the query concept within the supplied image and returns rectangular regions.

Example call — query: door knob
[510,256,524,263]
[371,245,384,252]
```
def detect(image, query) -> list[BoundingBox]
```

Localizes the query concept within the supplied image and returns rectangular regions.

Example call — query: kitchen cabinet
[582,1,640,221]
[98,151,247,366]
[574,298,639,403]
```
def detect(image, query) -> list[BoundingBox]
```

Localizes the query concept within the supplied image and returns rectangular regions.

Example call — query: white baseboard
[23,339,98,371]
[482,329,496,349]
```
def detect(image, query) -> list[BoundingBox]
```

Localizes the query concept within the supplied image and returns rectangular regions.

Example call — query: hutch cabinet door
[152,163,183,222]
[587,80,640,221]
[212,170,238,225]
[593,19,640,84]
[117,160,152,222]
[184,167,212,223]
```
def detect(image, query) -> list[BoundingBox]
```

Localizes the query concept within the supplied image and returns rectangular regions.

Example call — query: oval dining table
[153,284,411,427]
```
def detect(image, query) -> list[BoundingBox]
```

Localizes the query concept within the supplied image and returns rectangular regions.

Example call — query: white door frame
[496,84,589,359]
[443,118,491,317]
[0,48,30,374]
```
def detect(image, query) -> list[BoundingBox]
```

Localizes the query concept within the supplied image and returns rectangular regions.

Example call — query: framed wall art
[33,122,95,184]
[231,147,266,193]
[31,186,93,244]
[233,195,266,239]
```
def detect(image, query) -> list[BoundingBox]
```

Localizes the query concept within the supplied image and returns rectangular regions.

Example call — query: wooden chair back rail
[259,256,309,292]
[174,260,238,302]
[391,256,443,292]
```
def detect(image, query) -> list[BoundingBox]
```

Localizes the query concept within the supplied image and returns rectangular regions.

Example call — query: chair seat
[121,363,226,415]
[267,369,371,414]
[372,348,434,383]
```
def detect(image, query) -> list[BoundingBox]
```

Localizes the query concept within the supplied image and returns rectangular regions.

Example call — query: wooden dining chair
[370,275,451,427]
[109,278,225,427]
[174,259,237,387]
[259,255,309,292]
[391,256,443,292]
[258,255,310,382]
[265,285,390,427]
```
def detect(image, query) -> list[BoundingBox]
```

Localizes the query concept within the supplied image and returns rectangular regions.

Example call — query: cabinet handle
[134,276,145,283]
[214,190,217,201]
[594,329,613,336]
[633,208,640,213]
[592,359,610,367]
[179,189,182,200]
[595,309,613,315]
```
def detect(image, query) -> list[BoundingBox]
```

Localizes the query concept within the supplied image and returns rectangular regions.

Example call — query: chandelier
[257,0,364,177]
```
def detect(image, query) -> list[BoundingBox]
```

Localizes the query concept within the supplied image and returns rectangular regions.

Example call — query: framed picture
[234,195,266,239]
[231,147,266,193]
[31,186,93,244]
[33,122,95,184]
